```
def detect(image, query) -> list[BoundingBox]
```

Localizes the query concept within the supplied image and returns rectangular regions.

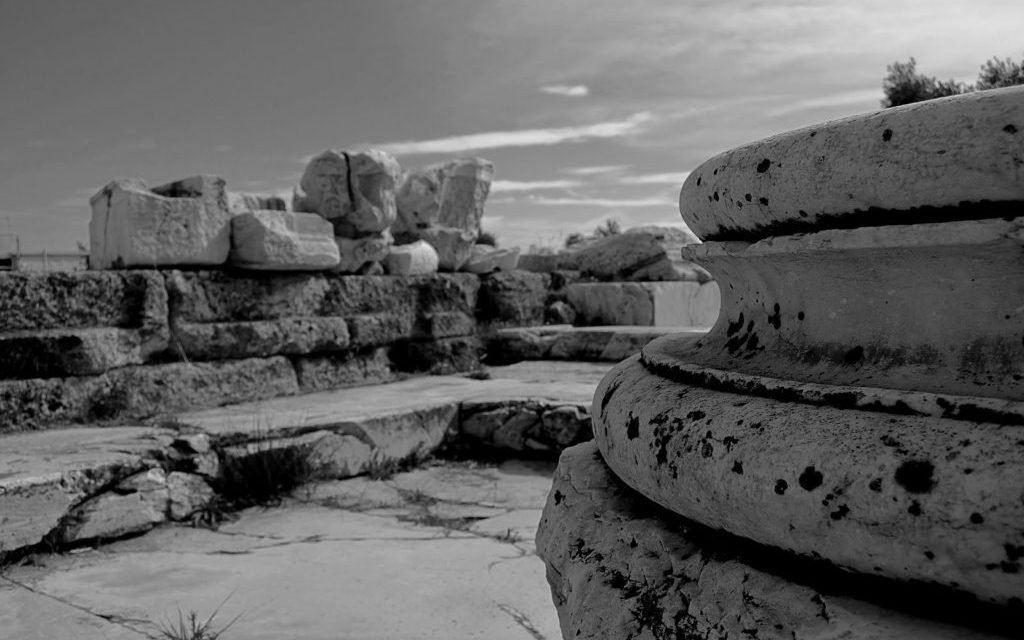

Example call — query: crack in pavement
[495,602,549,640]
[1,574,155,639]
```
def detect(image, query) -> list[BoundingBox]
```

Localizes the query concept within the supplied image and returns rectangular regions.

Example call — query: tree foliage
[476,230,498,247]
[881,53,1024,108]
[594,219,622,237]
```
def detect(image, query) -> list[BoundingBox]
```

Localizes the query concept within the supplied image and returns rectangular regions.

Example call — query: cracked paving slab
[1,459,561,639]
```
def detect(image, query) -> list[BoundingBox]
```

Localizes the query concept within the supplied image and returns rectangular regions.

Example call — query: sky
[1,0,1022,252]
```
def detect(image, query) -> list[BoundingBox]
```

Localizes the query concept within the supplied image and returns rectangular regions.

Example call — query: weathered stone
[418,226,475,271]
[596,355,1024,606]
[545,301,576,325]
[292,349,394,393]
[0,376,105,433]
[89,175,231,269]
[0,328,144,379]
[59,468,168,544]
[395,158,493,237]
[413,311,475,340]
[384,240,439,275]
[539,405,590,447]
[170,317,350,360]
[166,270,330,323]
[681,86,1024,240]
[538,442,1007,640]
[296,149,400,237]
[476,270,551,328]
[166,471,215,521]
[463,245,519,274]
[390,336,481,375]
[307,432,374,478]
[567,281,721,327]
[486,325,698,365]
[227,191,287,213]
[571,225,711,282]
[516,253,561,273]
[230,210,340,271]
[345,314,413,348]
[394,164,444,235]
[0,270,168,356]
[334,233,391,274]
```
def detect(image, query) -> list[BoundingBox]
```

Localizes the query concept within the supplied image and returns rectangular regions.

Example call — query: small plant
[156,595,241,640]
[216,436,318,508]
[365,446,430,481]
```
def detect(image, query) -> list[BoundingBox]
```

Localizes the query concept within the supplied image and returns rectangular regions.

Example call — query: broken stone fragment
[395,157,494,239]
[296,149,400,237]
[566,281,721,327]
[384,239,439,275]
[333,233,391,274]
[88,175,231,269]
[59,467,168,543]
[229,210,340,271]
[462,245,519,274]
[166,471,215,520]
[418,226,476,272]
[227,191,288,213]
[571,225,711,282]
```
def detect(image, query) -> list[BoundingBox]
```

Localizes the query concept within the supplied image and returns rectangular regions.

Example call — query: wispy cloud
[490,179,581,193]
[540,84,589,97]
[617,171,690,186]
[368,112,653,156]
[492,194,673,208]
[561,165,629,176]
[765,88,883,118]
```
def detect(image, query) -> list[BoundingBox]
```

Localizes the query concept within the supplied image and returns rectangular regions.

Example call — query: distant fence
[1,251,89,272]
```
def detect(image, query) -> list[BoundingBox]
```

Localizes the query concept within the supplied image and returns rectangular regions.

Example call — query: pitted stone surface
[89,175,231,269]
[680,86,1024,240]
[418,226,475,271]
[463,245,520,274]
[0,328,144,378]
[170,317,350,360]
[384,240,439,275]
[230,210,340,271]
[572,225,711,282]
[333,233,391,274]
[537,441,1009,640]
[593,356,1024,605]
[296,149,400,237]
[567,281,720,327]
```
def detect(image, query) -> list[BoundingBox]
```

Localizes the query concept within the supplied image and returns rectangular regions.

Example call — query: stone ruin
[536,85,1024,637]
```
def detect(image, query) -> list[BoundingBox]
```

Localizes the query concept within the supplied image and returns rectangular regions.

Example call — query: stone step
[487,324,709,364]
[0,361,608,560]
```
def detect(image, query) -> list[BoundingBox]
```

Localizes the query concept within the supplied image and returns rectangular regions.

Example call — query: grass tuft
[155,594,241,640]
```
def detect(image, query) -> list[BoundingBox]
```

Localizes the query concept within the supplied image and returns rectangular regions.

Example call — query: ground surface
[1,458,561,640]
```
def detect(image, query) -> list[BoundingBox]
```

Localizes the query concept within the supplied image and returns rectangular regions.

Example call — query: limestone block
[59,468,168,543]
[384,240,439,275]
[296,149,400,237]
[166,472,215,521]
[227,191,287,213]
[537,442,1010,640]
[345,313,414,348]
[307,432,373,478]
[333,233,391,274]
[292,348,394,393]
[322,275,417,317]
[572,225,711,282]
[566,281,721,327]
[680,85,1024,240]
[170,317,350,360]
[516,253,561,273]
[230,210,340,271]
[595,355,1024,606]
[0,328,144,379]
[413,311,475,340]
[0,271,169,357]
[418,226,475,271]
[462,245,520,274]
[476,270,551,328]
[395,158,493,237]
[545,300,576,325]
[539,405,591,447]
[389,336,481,375]
[166,270,331,323]
[89,175,231,269]
[0,376,106,433]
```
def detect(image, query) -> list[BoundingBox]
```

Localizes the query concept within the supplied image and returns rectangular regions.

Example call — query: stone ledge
[0,328,145,379]
[487,325,708,364]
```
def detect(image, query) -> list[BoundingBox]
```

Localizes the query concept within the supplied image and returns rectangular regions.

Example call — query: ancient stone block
[292,348,394,393]
[89,175,231,269]
[384,240,439,275]
[413,311,474,340]
[296,149,400,237]
[59,468,168,543]
[395,157,493,237]
[166,472,215,520]
[680,86,1024,240]
[390,336,481,375]
[418,226,475,272]
[227,191,287,213]
[0,375,107,433]
[571,225,711,282]
[333,233,391,274]
[566,281,721,327]
[539,405,591,447]
[462,245,519,274]
[0,328,144,379]
[230,210,340,271]
[170,317,350,360]
[322,274,416,317]
[476,270,551,328]
[345,314,413,348]
[166,270,331,323]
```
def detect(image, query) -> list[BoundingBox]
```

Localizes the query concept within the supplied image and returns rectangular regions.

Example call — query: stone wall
[0,269,557,433]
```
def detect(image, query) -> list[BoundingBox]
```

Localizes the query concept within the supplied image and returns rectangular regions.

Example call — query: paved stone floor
[1,458,561,640]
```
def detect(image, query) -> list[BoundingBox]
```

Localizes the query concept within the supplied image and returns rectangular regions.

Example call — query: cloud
[617,171,690,186]
[540,84,589,97]
[561,165,629,176]
[765,88,884,118]
[368,112,653,156]
[490,179,582,193]
[492,194,674,208]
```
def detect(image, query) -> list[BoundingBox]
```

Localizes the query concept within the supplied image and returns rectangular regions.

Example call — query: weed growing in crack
[155,594,241,640]
[365,446,431,481]
[216,437,319,508]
